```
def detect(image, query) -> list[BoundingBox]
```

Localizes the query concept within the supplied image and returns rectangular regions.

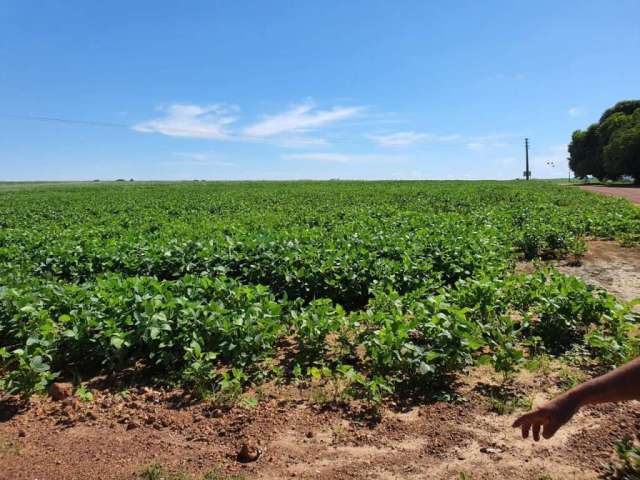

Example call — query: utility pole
[524,138,531,180]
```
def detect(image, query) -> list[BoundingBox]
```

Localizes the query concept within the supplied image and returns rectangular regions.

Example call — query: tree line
[569,100,640,183]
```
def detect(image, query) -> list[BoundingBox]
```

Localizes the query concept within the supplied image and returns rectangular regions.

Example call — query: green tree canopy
[603,109,640,180]
[569,100,640,182]
[600,100,640,123]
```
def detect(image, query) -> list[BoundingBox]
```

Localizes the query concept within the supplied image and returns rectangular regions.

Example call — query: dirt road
[579,185,640,205]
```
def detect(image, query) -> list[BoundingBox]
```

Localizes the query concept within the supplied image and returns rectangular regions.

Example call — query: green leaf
[29,355,50,373]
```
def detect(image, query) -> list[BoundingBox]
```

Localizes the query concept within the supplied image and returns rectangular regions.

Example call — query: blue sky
[1,1,639,181]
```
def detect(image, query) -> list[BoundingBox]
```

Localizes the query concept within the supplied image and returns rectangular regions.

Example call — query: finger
[532,423,541,441]
[521,423,530,439]
[542,421,560,439]
[513,408,550,427]
[513,412,536,428]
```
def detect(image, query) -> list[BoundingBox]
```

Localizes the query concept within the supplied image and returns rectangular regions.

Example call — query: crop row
[1,181,639,399]
[1,267,636,399]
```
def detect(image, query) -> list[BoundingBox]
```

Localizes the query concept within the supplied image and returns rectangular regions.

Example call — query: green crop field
[1,181,639,401]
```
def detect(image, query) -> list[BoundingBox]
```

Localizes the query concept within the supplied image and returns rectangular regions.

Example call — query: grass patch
[524,354,553,376]
[141,464,246,480]
[601,436,640,479]
[489,392,533,415]
[557,366,587,392]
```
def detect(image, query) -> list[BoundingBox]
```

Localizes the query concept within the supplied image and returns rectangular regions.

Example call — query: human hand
[512,394,580,441]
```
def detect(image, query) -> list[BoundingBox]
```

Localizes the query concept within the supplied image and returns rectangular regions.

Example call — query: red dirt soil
[556,240,640,304]
[1,369,639,480]
[579,185,640,205]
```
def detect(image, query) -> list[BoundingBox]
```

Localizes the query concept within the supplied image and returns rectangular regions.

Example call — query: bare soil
[3,241,640,480]
[2,368,639,480]
[557,240,640,303]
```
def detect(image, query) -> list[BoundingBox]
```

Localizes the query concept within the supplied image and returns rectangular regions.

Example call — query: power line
[0,112,261,140]
[0,112,227,138]
[0,113,129,129]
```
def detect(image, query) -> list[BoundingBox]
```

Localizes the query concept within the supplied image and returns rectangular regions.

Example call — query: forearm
[564,357,640,409]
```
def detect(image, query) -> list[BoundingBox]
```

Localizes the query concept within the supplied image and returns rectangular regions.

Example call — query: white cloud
[282,152,407,164]
[367,131,462,147]
[367,131,429,147]
[133,104,238,139]
[243,102,363,137]
[368,131,513,151]
[134,101,362,145]
[568,106,584,117]
[133,101,522,181]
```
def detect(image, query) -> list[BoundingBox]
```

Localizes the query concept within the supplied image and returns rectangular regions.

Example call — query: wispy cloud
[568,106,584,117]
[243,102,364,137]
[133,101,521,178]
[367,131,461,147]
[368,130,514,151]
[133,104,238,139]
[134,101,362,147]
[367,131,429,146]
[282,152,407,164]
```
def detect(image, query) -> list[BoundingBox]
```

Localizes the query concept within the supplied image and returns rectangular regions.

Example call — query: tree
[568,124,605,179]
[568,100,640,182]
[600,100,640,123]
[603,109,640,182]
